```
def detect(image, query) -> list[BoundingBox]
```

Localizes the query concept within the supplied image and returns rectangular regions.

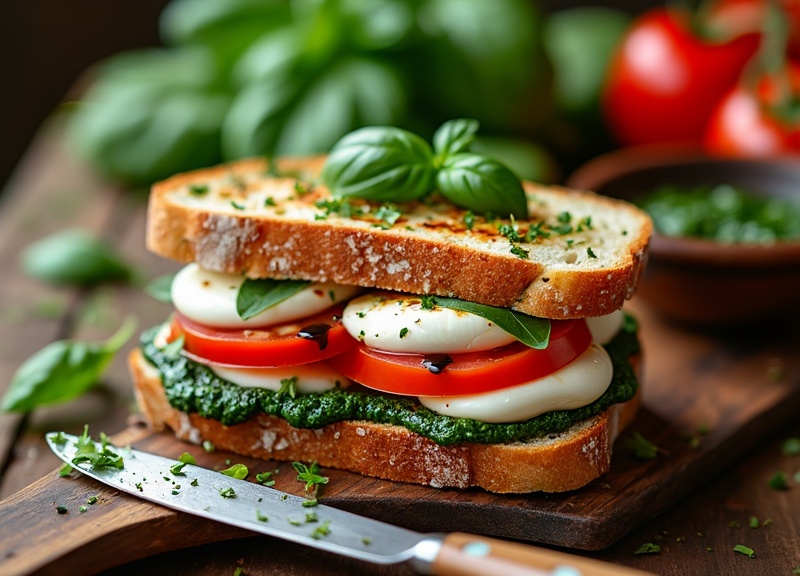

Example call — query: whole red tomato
[704,64,800,155]
[602,7,759,146]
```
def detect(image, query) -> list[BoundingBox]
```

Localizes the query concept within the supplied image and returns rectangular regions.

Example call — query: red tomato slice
[326,319,592,397]
[171,304,357,368]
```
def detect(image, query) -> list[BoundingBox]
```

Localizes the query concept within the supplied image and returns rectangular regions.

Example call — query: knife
[47,432,654,576]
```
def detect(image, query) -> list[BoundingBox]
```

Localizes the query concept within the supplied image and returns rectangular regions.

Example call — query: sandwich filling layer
[139,315,639,446]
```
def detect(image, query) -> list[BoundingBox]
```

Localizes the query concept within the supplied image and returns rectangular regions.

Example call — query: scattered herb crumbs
[171,489,180,496]
[293,461,328,503]
[221,463,249,480]
[311,520,331,540]
[256,510,268,523]
[463,211,475,230]
[733,544,755,558]
[135,482,143,492]
[71,426,124,470]
[179,452,198,465]
[202,440,215,453]
[52,431,68,445]
[87,495,98,505]
[79,506,87,513]
[302,499,318,508]
[762,518,772,526]
[281,494,288,501]
[782,437,800,456]
[362,537,372,546]
[627,431,662,459]
[219,487,236,499]
[264,196,276,207]
[56,505,68,515]
[399,327,409,338]
[749,516,759,529]
[769,471,789,490]
[288,517,302,526]
[256,471,275,486]
[230,201,245,210]
[278,376,298,399]
[706,547,713,552]
[191,478,199,487]
[510,245,529,259]
[587,247,597,258]
[170,462,187,476]
[305,511,318,523]
[634,543,660,555]
[189,184,208,195]
[58,464,73,477]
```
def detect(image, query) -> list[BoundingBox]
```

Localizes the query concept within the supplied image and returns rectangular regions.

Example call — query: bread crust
[129,349,640,494]
[146,157,651,319]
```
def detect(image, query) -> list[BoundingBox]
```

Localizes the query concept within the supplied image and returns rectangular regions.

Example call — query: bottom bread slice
[130,349,640,494]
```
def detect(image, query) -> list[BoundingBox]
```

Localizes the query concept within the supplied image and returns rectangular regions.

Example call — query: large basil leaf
[22,229,134,287]
[432,297,550,349]
[1,318,137,413]
[436,153,528,219]
[322,126,436,201]
[432,118,479,163]
[236,279,312,320]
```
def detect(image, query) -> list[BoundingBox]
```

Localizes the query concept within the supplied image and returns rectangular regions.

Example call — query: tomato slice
[171,304,357,368]
[326,319,592,396]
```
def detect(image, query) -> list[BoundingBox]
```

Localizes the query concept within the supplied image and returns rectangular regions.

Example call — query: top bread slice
[147,156,652,319]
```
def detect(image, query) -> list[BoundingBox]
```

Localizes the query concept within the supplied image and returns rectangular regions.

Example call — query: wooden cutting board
[2,302,800,576]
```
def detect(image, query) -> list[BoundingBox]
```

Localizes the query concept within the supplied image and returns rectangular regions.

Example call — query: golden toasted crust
[146,157,651,319]
[129,349,640,494]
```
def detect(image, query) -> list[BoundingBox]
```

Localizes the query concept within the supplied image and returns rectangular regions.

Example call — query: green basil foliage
[323,119,529,218]
[236,278,311,320]
[67,0,550,186]
[1,318,137,413]
[21,229,134,287]
[431,296,550,349]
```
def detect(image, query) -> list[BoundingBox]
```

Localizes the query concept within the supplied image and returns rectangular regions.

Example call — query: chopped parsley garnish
[256,471,275,486]
[420,295,436,310]
[219,487,236,499]
[749,516,759,529]
[278,376,298,399]
[362,537,372,545]
[315,197,353,219]
[58,464,73,477]
[310,520,331,540]
[190,478,199,487]
[626,431,662,460]
[87,495,98,505]
[52,431,68,445]
[399,327,409,338]
[264,196,276,207]
[71,426,124,470]
[374,204,402,227]
[79,506,88,513]
[179,452,197,465]
[189,184,208,195]
[302,499,318,508]
[733,544,755,558]
[220,463,249,480]
[56,505,68,515]
[293,461,328,504]
[510,245,529,259]
[768,471,789,490]
[230,201,246,211]
[170,462,188,476]
[525,222,550,242]
[305,511,318,523]
[498,222,522,242]
[256,510,269,522]
[463,211,475,230]
[587,247,597,259]
[633,543,660,555]
[294,180,312,195]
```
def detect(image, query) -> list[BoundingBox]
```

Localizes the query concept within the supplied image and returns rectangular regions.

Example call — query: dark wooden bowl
[568,147,800,325]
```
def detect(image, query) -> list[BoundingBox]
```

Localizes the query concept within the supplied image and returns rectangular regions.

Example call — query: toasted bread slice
[130,348,641,494]
[147,157,651,319]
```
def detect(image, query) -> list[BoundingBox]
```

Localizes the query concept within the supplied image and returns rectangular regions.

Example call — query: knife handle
[429,532,655,576]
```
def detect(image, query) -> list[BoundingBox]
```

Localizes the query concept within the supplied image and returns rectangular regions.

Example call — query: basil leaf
[432,297,550,349]
[144,274,174,303]
[21,229,134,286]
[433,118,479,163]
[1,318,137,413]
[236,278,311,320]
[436,153,529,219]
[321,126,436,202]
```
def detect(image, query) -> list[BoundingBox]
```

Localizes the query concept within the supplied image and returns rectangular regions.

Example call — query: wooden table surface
[1,116,800,576]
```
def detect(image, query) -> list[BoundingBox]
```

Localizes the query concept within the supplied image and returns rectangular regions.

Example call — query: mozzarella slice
[585,310,624,345]
[171,263,360,328]
[418,343,613,423]
[211,362,351,393]
[342,292,516,354]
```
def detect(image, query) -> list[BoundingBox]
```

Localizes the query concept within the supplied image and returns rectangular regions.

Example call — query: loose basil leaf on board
[21,229,134,287]
[236,278,312,320]
[1,318,137,413]
[436,153,529,219]
[432,118,479,163]
[431,297,550,349]
[321,126,436,202]
[144,274,175,303]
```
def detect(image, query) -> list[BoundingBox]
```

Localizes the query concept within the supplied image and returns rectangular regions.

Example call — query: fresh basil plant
[322,119,529,219]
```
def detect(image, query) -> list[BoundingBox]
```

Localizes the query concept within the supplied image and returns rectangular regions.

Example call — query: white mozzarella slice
[418,343,613,423]
[342,293,516,354]
[585,310,624,345]
[211,362,350,393]
[171,263,360,329]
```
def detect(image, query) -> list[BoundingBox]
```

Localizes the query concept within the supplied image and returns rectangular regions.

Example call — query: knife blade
[47,432,654,576]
